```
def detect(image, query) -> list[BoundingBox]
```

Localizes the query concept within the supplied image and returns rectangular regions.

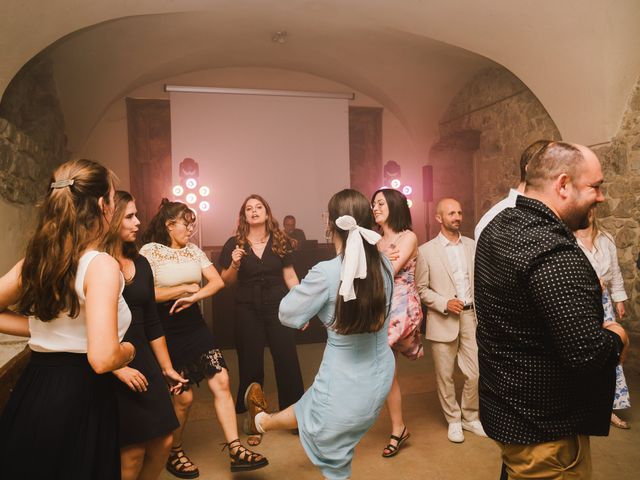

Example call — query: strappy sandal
[222,439,269,472]
[382,426,411,458]
[166,445,200,478]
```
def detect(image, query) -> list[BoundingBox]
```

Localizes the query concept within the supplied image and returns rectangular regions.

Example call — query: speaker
[422,165,433,203]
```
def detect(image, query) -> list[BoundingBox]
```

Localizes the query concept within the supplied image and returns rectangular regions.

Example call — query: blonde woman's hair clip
[50,179,75,189]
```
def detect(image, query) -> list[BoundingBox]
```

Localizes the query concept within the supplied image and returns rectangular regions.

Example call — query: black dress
[114,255,179,446]
[140,242,227,387]
[220,236,304,413]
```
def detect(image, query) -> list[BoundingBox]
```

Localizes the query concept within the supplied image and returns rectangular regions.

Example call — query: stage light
[402,185,413,196]
[390,179,401,189]
[199,200,210,212]
[407,199,413,208]
[199,186,210,197]
[185,178,198,189]
[172,185,184,196]
[185,193,197,205]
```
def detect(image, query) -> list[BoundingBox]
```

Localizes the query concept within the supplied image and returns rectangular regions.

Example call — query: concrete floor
[159,341,639,480]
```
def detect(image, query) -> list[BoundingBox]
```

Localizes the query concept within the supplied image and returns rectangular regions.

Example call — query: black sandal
[382,426,410,458]
[166,445,200,478]
[222,438,269,472]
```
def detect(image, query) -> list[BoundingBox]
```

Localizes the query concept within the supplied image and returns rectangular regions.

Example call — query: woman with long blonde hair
[219,194,304,446]
[0,158,135,479]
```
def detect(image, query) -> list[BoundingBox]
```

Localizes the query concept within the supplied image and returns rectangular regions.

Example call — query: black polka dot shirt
[475,195,623,444]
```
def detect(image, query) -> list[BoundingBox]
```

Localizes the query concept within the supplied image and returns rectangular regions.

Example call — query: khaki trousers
[498,435,592,479]
[429,309,479,424]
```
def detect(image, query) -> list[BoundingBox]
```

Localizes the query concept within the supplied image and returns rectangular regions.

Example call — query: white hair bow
[335,215,382,301]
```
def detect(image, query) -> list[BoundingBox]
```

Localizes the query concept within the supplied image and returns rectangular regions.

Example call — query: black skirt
[0,351,120,479]
[114,322,180,446]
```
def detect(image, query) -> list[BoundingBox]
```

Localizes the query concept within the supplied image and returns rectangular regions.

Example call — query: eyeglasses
[176,221,196,231]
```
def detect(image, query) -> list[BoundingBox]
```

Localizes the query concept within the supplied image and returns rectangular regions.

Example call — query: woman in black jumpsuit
[220,194,304,444]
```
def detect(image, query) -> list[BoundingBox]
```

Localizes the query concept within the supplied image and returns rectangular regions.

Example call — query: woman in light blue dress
[244,189,395,480]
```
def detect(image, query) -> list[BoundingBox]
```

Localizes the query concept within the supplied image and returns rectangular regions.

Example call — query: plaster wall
[80,67,428,243]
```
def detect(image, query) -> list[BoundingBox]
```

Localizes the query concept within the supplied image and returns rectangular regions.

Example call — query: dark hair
[141,198,196,246]
[329,189,390,335]
[235,194,294,257]
[520,140,553,182]
[371,188,412,232]
[18,158,114,321]
[283,215,295,223]
[103,191,138,260]
[525,141,584,190]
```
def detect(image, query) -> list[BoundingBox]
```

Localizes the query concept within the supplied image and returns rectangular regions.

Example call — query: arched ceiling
[2,0,640,149]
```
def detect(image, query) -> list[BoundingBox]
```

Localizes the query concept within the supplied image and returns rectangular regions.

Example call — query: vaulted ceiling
[2,0,640,150]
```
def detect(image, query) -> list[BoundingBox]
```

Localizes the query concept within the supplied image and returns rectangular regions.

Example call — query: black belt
[462,304,474,311]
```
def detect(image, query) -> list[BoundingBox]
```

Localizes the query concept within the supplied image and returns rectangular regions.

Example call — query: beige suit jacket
[415,235,475,343]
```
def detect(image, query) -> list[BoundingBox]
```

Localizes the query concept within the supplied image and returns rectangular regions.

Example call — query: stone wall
[437,67,561,217]
[0,54,67,366]
[0,55,67,204]
[436,68,640,372]
[593,77,640,334]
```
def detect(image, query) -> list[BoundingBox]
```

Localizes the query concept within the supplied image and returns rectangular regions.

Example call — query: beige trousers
[498,435,592,479]
[429,309,479,424]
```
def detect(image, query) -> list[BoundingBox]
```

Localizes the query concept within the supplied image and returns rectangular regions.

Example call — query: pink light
[199,200,210,212]
[185,193,197,205]
[402,185,413,195]
[185,178,198,189]
[172,185,184,196]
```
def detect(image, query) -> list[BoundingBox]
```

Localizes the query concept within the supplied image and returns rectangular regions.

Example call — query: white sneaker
[447,422,464,443]
[462,420,488,437]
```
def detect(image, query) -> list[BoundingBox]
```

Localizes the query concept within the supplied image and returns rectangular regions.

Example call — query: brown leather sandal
[222,439,269,472]
[166,445,199,478]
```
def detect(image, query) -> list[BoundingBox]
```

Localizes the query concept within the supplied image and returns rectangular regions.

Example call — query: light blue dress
[279,255,395,480]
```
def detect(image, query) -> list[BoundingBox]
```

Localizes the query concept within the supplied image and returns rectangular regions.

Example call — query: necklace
[248,235,268,245]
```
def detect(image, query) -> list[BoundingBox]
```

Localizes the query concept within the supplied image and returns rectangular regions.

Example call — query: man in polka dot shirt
[475,141,629,479]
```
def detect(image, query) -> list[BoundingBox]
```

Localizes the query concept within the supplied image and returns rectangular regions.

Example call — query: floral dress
[387,257,424,359]
[602,287,631,410]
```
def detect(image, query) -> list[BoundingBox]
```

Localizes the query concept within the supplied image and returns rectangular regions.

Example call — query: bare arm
[283,265,299,290]
[154,283,200,303]
[85,254,135,374]
[169,264,225,315]
[149,336,188,393]
[388,231,418,276]
[220,245,246,286]
[0,260,29,337]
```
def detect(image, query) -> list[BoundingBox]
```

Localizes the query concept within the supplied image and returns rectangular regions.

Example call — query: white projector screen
[170,91,350,247]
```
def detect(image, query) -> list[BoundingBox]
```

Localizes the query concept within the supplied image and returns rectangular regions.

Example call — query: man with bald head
[415,198,486,443]
[475,142,629,478]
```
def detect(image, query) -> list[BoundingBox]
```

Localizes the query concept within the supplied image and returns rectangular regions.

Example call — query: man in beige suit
[415,198,486,443]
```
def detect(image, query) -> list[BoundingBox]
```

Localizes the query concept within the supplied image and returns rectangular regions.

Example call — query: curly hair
[235,194,294,257]
[18,158,114,321]
[141,198,196,246]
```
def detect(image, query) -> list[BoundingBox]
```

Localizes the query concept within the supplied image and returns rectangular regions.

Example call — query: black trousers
[234,300,304,413]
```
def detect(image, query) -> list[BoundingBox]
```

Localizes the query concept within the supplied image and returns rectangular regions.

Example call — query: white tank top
[29,251,132,353]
